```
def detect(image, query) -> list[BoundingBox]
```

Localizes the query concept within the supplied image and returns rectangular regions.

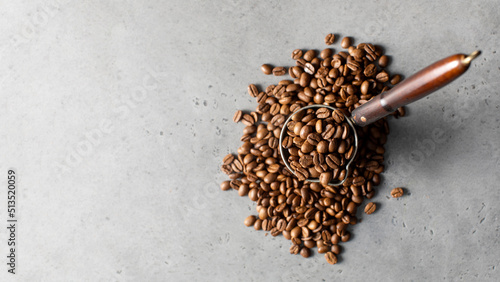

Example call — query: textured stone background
[0,0,499,281]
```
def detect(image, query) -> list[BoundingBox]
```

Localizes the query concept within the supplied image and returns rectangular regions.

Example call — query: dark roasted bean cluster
[221,34,405,265]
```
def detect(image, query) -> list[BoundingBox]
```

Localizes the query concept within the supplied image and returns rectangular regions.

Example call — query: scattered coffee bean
[248,84,259,98]
[244,215,257,227]
[233,110,243,123]
[378,55,389,68]
[341,37,351,49]
[325,33,335,45]
[273,66,287,76]
[291,49,303,60]
[391,187,404,198]
[325,252,338,265]
[390,74,402,85]
[364,202,376,214]
[220,180,231,191]
[300,247,311,258]
[241,114,254,126]
[261,64,273,75]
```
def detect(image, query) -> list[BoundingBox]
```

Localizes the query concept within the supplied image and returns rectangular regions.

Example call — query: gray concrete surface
[0,0,499,281]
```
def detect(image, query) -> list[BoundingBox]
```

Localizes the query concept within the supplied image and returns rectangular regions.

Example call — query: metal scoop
[279,51,481,186]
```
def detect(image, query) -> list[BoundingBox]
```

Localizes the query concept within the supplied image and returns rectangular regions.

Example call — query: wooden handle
[351,51,480,127]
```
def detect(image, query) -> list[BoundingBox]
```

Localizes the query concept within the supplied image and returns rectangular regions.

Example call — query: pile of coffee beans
[220,34,405,264]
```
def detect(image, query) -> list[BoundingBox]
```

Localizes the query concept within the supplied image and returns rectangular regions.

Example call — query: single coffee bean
[364,64,377,77]
[241,114,255,126]
[300,247,311,258]
[352,176,365,186]
[332,109,345,123]
[254,219,262,230]
[319,172,332,187]
[364,202,376,214]
[259,207,268,219]
[300,125,313,140]
[390,74,402,85]
[273,66,287,76]
[376,71,389,83]
[238,184,249,196]
[290,244,300,255]
[322,124,336,140]
[341,37,351,49]
[223,154,235,166]
[303,50,317,61]
[391,187,404,198]
[261,64,273,75]
[248,84,259,97]
[291,49,303,60]
[346,201,357,214]
[316,108,330,119]
[378,55,389,67]
[233,110,243,123]
[220,180,231,191]
[291,226,302,238]
[307,133,322,146]
[325,252,338,265]
[320,48,333,59]
[364,43,377,61]
[331,244,341,255]
[304,62,315,75]
[244,215,257,227]
[324,33,335,45]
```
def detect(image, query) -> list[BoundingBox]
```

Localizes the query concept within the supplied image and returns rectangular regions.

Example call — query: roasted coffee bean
[300,125,313,140]
[254,219,262,230]
[223,154,235,166]
[325,33,335,45]
[322,124,336,140]
[304,63,315,75]
[233,110,243,123]
[300,247,311,258]
[331,244,341,255]
[241,114,255,126]
[378,55,389,67]
[299,155,313,167]
[352,176,365,186]
[261,64,273,75]
[364,43,377,61]
[325,252,338,265]
[364,202,376,214]
[391,187,404,198]
[319,172,332,187]
[292,49,303,60]
[273,66,287,76]
[290,244,300,255]
[390,74,402,85]
[341,37,351,49]
[244,215,257,227]
[332,109,345,123]
[364,64,377,77]
[307,133,322,146]
[376,71,389,83]
[316,108,330,119]
[303,50,317,62]
[249,86,261,100]
[220,180,231,191]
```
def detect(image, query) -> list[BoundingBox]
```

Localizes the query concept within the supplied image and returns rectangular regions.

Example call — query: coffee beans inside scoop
[220,33,404,265]
[282,107,354,185]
